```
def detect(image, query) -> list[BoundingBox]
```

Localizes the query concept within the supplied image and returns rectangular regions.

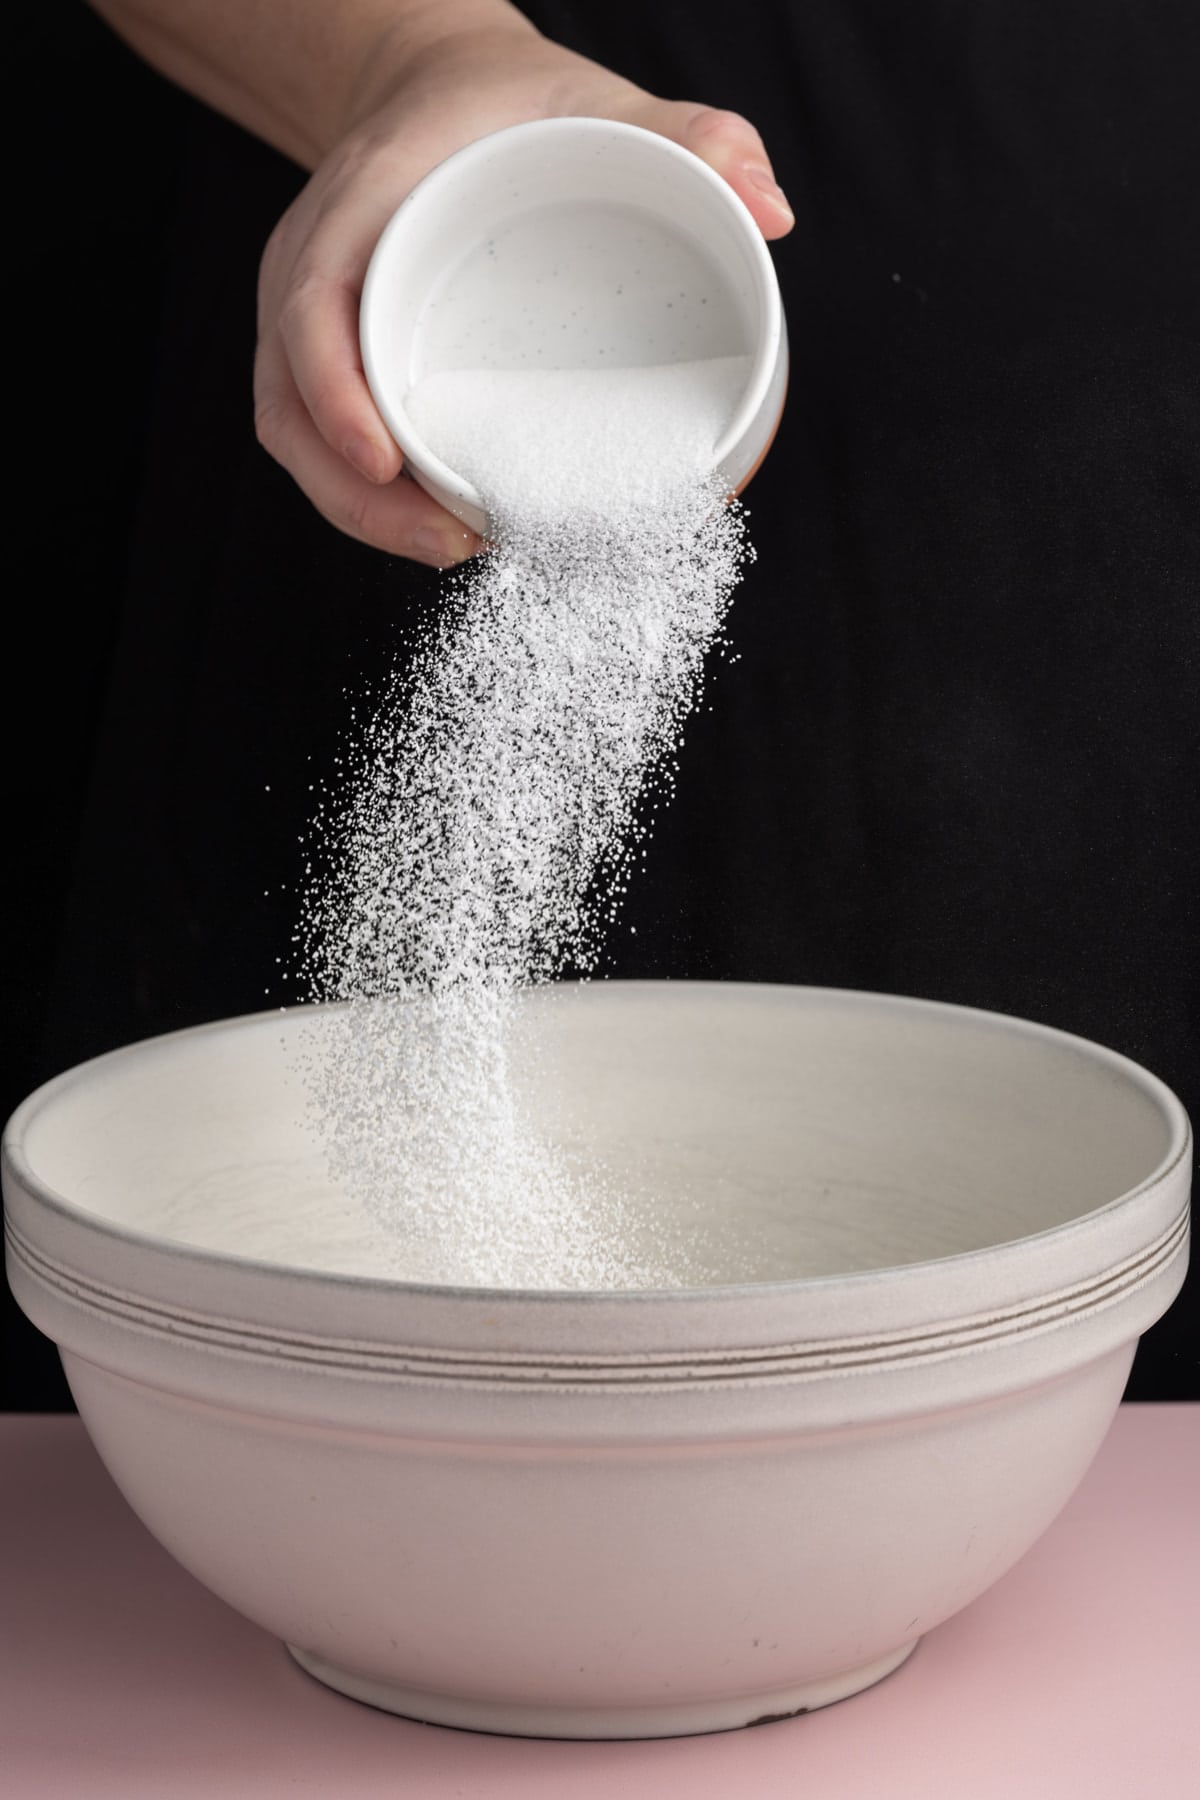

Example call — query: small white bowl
[3,984,1190,1738]
[359,118,788,536]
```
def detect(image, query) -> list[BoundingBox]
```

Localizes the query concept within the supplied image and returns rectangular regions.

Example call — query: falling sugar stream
[299,357,753,1287]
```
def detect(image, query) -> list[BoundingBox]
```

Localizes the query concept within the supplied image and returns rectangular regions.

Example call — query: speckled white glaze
[3,984,1190,1738]
[359,119,788,535]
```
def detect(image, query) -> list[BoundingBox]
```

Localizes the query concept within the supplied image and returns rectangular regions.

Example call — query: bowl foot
[285,1638,918,1738]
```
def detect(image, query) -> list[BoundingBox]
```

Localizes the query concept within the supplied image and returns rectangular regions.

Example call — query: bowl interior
[12,985,1179,1288]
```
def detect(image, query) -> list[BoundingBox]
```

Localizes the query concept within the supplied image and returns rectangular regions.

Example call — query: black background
[6,1,1198,1406]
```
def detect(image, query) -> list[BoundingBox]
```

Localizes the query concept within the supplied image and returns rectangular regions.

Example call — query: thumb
[628,101,795,240]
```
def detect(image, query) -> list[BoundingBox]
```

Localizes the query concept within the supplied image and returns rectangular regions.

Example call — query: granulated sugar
[300,358,752,1287]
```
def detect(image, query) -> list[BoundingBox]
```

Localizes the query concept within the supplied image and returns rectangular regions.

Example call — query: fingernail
[411,526,474,569]
[744,165,794,224]
[345,433,389,483]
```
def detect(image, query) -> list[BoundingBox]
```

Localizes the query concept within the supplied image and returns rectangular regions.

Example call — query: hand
[253,11,794,566]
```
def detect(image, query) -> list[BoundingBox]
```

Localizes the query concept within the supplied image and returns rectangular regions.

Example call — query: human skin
[90,0,795,565]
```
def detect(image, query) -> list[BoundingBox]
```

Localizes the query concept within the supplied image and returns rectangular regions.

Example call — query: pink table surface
[2,1406,1197,1799]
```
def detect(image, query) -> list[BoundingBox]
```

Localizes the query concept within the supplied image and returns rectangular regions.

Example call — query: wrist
[339,0,540,149]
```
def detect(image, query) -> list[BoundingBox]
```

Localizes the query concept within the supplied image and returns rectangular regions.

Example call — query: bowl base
[285,1638,918,1738]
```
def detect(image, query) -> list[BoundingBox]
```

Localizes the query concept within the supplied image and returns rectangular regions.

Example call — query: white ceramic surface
[3,984,1190,1738]
[359,119,788,535]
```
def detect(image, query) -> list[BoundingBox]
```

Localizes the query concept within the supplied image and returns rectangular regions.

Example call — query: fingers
[260,171,408,489]
[257,174,441,558]
[636,101,795,240]
[276,263,403,486]
[257,182,479,565]
[254,334,479,565]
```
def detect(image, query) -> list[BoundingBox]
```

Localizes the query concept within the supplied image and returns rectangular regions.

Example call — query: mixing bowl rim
[3,981,1189,1309]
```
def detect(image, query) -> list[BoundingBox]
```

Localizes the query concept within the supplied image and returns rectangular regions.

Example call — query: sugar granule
[299,358,753,1288]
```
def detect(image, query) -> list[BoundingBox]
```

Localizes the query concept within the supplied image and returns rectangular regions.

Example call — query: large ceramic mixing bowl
[3,984,1190,1738]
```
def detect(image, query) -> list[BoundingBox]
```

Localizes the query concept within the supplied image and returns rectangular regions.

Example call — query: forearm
[86,0,539,167]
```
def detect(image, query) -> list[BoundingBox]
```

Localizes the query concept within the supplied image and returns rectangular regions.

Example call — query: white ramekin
[360,119,788,536]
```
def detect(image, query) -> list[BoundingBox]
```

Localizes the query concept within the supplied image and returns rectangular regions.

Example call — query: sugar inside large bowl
[3,984,1190,1738]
